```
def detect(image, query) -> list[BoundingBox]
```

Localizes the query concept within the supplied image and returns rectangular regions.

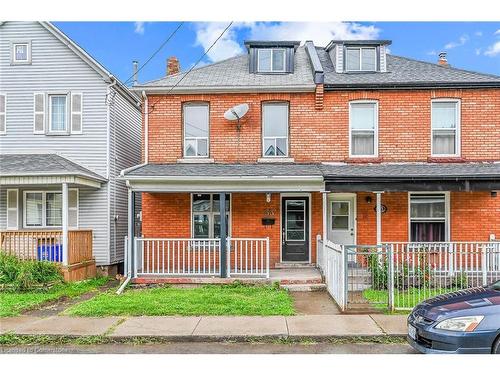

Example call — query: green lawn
[65,284,295,316]
[363,287,457,312]
[0,278,109,317]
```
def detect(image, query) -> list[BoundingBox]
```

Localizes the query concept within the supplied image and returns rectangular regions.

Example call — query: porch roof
[321,162,500,192]
[121,163,324,192]
[0,154,107,188]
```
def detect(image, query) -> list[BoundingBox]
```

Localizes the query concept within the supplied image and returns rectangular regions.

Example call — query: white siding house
[0,21,141,270]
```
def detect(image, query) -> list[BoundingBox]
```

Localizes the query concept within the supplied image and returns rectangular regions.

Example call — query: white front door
[328,194,356,246]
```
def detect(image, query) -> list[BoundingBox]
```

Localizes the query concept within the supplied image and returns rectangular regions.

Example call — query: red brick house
[121,39,500,283]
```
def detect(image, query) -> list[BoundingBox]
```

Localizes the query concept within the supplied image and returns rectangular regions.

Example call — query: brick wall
[144,88,500,163]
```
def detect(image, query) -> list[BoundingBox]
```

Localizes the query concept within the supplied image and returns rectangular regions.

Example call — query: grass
[0,277,109,317]
[64,283,295,317]
[363,287,457,312]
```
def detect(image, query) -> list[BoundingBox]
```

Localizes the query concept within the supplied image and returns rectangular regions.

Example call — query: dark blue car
[407,280,500,354]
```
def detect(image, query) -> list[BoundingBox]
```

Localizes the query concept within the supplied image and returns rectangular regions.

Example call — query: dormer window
[346,47,376,72]
[257,48,286,73]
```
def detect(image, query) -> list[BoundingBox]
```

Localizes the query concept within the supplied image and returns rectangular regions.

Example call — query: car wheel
[493,336,500,354]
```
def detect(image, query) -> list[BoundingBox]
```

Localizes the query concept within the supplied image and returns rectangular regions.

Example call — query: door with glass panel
[281,197,309,262]
[328,195,356,246]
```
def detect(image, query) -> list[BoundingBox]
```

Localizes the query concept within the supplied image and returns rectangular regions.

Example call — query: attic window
[346,47,377,72]
[257,48,286,73]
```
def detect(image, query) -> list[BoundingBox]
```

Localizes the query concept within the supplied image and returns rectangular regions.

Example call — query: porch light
[365,196,372,204]
[266,193,272,203]
[492,191,498,197]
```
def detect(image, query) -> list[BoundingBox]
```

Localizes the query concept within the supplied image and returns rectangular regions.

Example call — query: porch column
[322,191,328,243]
[127,189,135,277]
[219,192,227,278]
[62,182,69,266]
[375,191,383,245]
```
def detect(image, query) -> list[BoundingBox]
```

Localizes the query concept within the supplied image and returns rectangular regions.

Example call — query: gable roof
[133,45,316,93]
[317,47,500,89]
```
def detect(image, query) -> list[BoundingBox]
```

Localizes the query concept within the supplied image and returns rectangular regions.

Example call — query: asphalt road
[1,342,418,354]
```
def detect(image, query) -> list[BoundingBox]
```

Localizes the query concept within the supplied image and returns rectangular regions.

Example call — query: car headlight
[435,316,484,332]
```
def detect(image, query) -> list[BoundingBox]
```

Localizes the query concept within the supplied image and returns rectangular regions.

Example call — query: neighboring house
[0,21,141,278]
[122,39,500,281]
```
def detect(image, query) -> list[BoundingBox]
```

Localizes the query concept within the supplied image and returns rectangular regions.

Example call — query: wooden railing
[0,229,93,265]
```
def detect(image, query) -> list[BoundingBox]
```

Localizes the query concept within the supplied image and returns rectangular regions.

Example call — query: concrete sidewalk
[0,314,408,340]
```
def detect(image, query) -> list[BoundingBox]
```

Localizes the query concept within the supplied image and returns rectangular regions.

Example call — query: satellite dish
[224,103,249,121]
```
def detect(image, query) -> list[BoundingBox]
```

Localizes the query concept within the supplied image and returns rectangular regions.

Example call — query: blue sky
[54,22,500,86]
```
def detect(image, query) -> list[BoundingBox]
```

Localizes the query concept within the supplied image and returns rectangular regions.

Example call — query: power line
[125,22,184,86]
[148,21,233,115]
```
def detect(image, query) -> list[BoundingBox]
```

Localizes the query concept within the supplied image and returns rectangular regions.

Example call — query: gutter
[324,82,500,91]
[131,85,316,94]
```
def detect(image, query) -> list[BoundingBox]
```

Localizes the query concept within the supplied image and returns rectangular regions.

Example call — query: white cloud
[426,50,437,56]
[444,34,469,49]
[193,22,381,63]
[475,31,483,37]
[475,48,482,56]
[495,29,500,35]
[134,22,145,35]
[485,41,500,56]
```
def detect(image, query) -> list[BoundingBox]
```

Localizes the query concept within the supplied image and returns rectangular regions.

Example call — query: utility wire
[124,22,184,86]
[148,21,233,114]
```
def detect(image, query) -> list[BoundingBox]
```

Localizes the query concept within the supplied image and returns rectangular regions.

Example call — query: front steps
[281,283,326,292]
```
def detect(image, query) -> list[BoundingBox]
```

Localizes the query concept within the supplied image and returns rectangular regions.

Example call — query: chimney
[132,60,138,86]
[167,56,180,76]
[438,52,449,67]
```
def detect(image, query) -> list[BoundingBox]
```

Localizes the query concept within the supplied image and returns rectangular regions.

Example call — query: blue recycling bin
[37,244,63,262]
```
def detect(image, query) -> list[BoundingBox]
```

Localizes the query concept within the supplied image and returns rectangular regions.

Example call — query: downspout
[142,90,149,163]
[107,75,118,266]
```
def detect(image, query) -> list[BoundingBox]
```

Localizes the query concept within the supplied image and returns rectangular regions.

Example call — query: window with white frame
[346,47,377,71]
[257,48,286,73]
[12,42,30,64]
[409,194,447,242]
[183,102,209,157]
[262,102,289,157]
[23,190,78,228]
[192,194,230,238]
[349,101,378,156]
[49,95,68,133]
[431,100,460,156]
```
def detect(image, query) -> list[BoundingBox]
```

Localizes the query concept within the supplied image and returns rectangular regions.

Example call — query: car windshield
[491,280,500,290]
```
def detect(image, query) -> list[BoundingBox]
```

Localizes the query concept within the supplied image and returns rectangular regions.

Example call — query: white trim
[0,92,6,135]
[257,48,286,73]
[430,98,461,157]
[262,102,289,158]
[328,193,357,246]
[408,191,450,242]
[345,46,377,72]
[11,40,31,64]
[48,93,69,134]
[22,189,79,229]
[183,102,210,158]
[33,92,45,134]
[70,92,83,134]
[349,100,379,158]
[6,189,19,230]
[190,193,232,238]
[279,192,312,264]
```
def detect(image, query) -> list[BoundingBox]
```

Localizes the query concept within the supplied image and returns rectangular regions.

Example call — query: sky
[53,22,500,86]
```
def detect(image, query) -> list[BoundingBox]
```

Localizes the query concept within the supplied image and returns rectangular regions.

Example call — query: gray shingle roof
[317,48,500,88]
[124,163,323,178]
[320,163,500,180]
[135,46,315,92]
[0,154,106,181]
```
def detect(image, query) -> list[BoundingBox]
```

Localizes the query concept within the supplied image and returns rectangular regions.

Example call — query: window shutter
[0,93,5,134]
[68,189,78,228]
[70,93,82,133]
[33,93,45,134]
[6,189,18,230]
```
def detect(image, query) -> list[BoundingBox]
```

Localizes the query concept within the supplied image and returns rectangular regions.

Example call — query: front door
[328,194,356,245]
[282,197,309,262]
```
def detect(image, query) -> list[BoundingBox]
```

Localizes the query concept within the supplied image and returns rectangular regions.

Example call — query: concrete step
[274,263,316,269]
[281,283,327,292]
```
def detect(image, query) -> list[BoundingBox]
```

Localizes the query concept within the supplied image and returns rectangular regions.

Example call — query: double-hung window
[262,102,289,157]
[257,48,286,73]
[183,103,209,157]
[346,47,377,71]
[409,194,447,242]
[192,194,230,238]
[24,190,78,228]
[11,42,31,64]
[49,94,68,133]
[431,100,460,156]
[349,101,378,157]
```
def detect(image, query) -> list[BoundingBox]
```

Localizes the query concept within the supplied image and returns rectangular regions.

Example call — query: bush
[0,253,63,291]
[366,253,388,290]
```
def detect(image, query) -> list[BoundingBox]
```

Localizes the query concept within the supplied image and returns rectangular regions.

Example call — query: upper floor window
[262,102,289,157]
[183,102,209,157]
[257,48,286,73]
[11,42,31,64]
[431,100,460,156]
[49,95,68,133]
[346,47,376,71]
[349,101,378,157]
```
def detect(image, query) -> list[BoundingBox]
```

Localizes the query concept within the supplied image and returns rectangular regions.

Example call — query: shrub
[366,253,388,290]
[0,253,63,291]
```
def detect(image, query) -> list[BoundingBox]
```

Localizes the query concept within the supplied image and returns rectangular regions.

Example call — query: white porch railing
[317,236,346,311]
[133,237,269,278]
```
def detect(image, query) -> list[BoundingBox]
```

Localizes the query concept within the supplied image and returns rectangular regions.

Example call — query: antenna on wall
[224,103,249,131]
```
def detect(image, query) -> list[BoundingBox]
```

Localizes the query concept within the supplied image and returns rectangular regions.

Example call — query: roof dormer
[244,41,300,74]
[325,40,392,73]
